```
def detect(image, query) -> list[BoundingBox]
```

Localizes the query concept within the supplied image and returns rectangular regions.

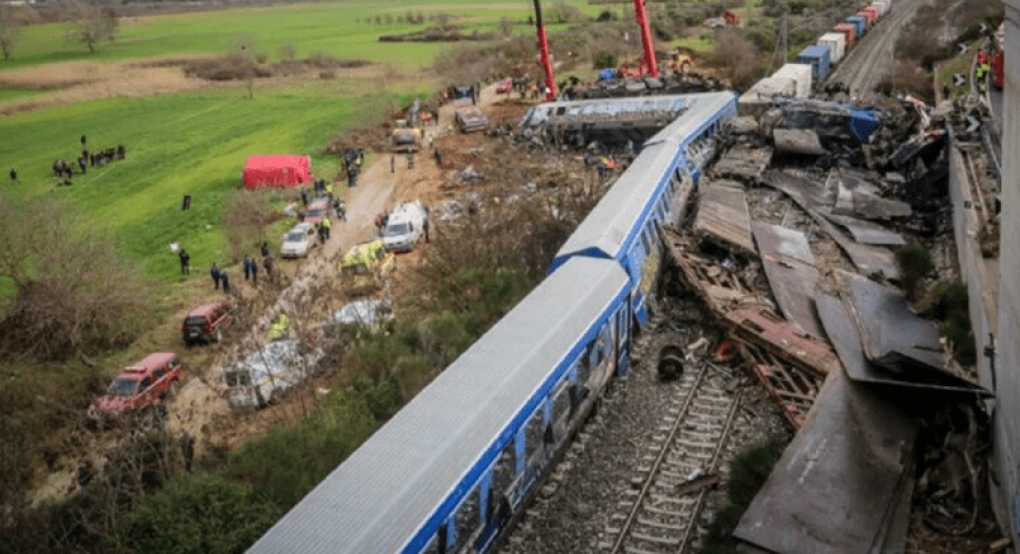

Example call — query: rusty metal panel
[734,368,919,554]
[725,305,839,377]
[694,182,757,254]
[752,223,825,338]
[815,292,988,394]
[739,341,821,429]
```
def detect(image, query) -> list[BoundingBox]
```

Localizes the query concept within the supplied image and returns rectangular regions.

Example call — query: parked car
[88,353,183,421]
[182,302,233,345]
[281,222,317,258]
[382,201,428,253]
[303,198,331,227]
[455,106,488,133]
[496,78,513,94]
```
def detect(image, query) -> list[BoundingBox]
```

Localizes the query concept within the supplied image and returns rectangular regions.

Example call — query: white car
[280,222,317,258]
[383,201,428,253]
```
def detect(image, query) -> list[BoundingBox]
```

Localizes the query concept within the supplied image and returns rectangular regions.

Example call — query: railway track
[603,362,742,554]
[826,0,925,96]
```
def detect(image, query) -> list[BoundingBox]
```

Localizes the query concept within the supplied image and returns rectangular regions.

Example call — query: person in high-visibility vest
[977,63,990,93]
[270,312,290,340]
[321,215,332,241]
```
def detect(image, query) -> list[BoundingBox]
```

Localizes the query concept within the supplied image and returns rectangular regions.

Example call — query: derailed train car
[246,90,738,554]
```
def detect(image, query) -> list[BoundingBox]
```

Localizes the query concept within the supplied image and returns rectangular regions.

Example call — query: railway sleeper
[630,531,682,546]
[636,516,687,531]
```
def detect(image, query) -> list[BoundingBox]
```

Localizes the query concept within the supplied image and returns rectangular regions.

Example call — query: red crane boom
[632,0,659,77]
[533,0,557,101]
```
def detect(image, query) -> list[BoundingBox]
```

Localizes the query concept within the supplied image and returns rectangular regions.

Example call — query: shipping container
[870,1,889,17]
[795,45,832,81]
[834,23,857,48]
[846,16,867,38]
[856,9,876,30]
[772,63,813,97]
[863,6,881,24]
[738,77,796,117]
[819,32,847,63]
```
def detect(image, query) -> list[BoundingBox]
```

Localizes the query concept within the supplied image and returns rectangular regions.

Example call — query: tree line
[0,0,119,61]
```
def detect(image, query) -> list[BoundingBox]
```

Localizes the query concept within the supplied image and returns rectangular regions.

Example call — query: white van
[383,201,428,253]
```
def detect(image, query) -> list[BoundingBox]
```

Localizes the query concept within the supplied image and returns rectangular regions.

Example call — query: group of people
[179,241,276,294]
[50,135,127,186]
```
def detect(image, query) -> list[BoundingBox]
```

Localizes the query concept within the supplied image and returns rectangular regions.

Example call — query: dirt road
[165,83,506,457]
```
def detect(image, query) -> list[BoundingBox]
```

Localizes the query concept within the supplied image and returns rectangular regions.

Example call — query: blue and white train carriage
[247,257,631,554]
[549,91,737,335]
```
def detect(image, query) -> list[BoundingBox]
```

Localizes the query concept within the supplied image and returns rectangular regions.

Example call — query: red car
[88,353,183,420]
[496,78,513,94]
[183,302,233,345]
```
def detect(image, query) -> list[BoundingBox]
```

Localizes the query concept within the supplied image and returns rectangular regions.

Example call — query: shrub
[227,389,378,510]
[703,29,764,89]
[116,472,279,554]
[0,194,153,360]
[699,442,784,554]
[895,246,933,301]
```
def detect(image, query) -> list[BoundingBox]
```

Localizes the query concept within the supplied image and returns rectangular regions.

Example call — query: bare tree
[64,0,118,53]
[0,4,22,61]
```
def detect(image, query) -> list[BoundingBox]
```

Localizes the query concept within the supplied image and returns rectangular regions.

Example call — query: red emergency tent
[242,154,311,189]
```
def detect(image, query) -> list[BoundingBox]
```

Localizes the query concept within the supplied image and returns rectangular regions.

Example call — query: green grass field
[0,0,598,287]
[0,0,598,72]
[0,85,423,279]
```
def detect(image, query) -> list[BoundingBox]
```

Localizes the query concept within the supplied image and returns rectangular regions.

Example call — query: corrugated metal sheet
[752,222,826,338]
[247,257,630,554]
[734,368,919,554]
[693,181,756,254]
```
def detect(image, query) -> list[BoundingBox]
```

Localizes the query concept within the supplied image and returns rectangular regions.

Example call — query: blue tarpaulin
[849,109,879,142]
[598,68,618,81]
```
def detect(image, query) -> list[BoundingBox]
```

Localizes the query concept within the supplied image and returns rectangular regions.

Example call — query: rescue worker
[261,241,270,258]
[178,248,190,275]
[300,188,309,206]
[211,262,221,290]
[250,256,258,284]
[78,156,87,175]
[977,48,988,66]
[324,180,334,199]
[243,256,253,281]
[434,148,443,168]
[220,269,231,294]
[321,215,332,241]
[406,150,414,169]
[263,254,274,279]
[9,167,16,182]
[977,62,990,93]
[391,155,396,173]
[270,312,290,340]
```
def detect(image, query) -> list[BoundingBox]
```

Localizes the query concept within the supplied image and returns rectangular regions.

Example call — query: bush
[227,389,378,510]
[116,472,279,554]
[895,246,933,301]
[0,194,154,360]
[699,442,784,554]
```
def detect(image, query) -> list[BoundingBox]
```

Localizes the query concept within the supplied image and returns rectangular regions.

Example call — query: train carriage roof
[551,91,736,272]
[247,256,630,554]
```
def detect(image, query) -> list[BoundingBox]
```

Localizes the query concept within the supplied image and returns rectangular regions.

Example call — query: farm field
[0,83,425,282]
[0,0,600,72]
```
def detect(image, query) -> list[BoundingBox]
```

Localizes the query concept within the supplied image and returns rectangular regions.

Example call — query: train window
[453,486,480,552]
[552,381,571,424]
[575,355,590,386]
[525,408,545,460]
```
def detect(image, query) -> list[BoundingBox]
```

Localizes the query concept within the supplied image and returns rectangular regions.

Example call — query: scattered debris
[752,222,824,339]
